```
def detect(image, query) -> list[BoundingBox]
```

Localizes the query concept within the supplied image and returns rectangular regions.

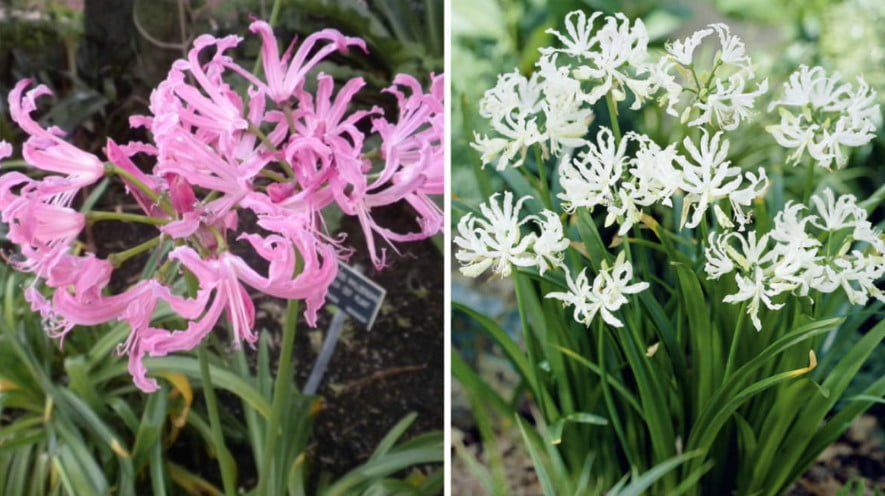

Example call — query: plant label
[325,262,386,329]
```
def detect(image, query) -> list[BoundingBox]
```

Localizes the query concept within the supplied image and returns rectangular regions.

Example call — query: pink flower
[9,80,104,192]
[244,20,367,103]
[1,195,84,278]
[333,74,445,269]
[106,138,167,218]
[286,74,376,191]
[171,34,249,141]
[0,141,11,160]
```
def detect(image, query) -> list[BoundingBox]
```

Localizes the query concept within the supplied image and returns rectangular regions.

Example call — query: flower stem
[107,236,162,268]
[86,211,169,226]
[533,146,552,210]
[198,345,238,496]
[104,163,176,217]
[256,298,301,495]
[605,93,622,145]
[597,318,636,469]
[803,158,815,204]
[724,301,748,380]
[260,169,289,183]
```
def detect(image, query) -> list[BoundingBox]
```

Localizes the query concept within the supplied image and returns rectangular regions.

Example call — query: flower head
[767,65,880,169]
[546,251,648,328]
[656,24,767,131]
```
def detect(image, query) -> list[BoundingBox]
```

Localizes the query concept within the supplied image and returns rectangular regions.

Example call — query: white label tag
[325,262,386,329]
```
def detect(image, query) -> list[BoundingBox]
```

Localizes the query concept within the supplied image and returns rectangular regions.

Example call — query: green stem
[512,271,548,419]
[86,211,169,226]
[260,169,289,183]
[256,299,301,495]
[724,301,748,380]
[107,236,162,268]
[534,146,552,210]
[597,318,636,470]
[803,158,815,204]
[282,105,297,133]
[605,93,622,145]
[104,163,176,217]
[208,226,228,251]
[198,346,237,496]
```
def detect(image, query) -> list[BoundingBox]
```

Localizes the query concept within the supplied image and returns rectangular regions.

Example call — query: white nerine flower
[676,130,768,229]
[705,188,885,330]
[454,192,569,278]
[689,76,769,131]
[545,11,658,110]
[474,54,596,168]
[657,24,767,131]
[454,192,537,277]
[767,65,880,169]
[472,71,546,170]
[532,211,570,274]
[543,10,600,59]
[665,28,712,66]
[557,127,628,213]
[546,251,649,328]
[537,55,595,155]
[710,23,750,69]
[628,133,682,207]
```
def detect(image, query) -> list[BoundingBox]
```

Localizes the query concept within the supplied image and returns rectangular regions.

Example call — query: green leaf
[548,412,608,445]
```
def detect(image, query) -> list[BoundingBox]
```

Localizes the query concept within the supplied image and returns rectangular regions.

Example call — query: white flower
[676,130,768,229]
[689,75,769,131]
[546,251,649,328]
[770,202,820,250]
[543,10,601,59]
[471,123,544,171]
[706,189,885,329]
[767,65,880,169]
[479,70,543,121]
[532,210,570,274]
[810,188,865,231]
[537,55,595,155]
[711,24,750,69]
[665,28,713,66]
[658,24,766,130]
[628,133,682,207]
[558,129,686,235]
[454,192,538,277]
[472,71,547,170]
[724,267,785,331]
[549,12,656,110]
[557,127,628,213]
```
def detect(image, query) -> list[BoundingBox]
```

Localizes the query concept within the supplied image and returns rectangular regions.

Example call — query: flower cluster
[558,127,768,233]
[705,188,885,330]
[656,23,768,131]
[0,21,443,392]
[454,191,568,277]
[546,251,649,328]
[471,64,594,170]
[767,65,880,169]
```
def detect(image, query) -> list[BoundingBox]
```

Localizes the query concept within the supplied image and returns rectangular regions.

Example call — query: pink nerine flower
[1,17,444,393]
[9,80,104,192]
[246,20,367,103]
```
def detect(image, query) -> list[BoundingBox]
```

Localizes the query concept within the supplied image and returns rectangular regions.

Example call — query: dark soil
[292,204,444,480]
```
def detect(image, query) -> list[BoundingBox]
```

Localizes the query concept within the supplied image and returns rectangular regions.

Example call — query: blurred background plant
[0,0,443,494]
[452,0,885,493]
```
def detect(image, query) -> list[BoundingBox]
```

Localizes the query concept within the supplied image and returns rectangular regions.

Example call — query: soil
[290,203,444,481]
